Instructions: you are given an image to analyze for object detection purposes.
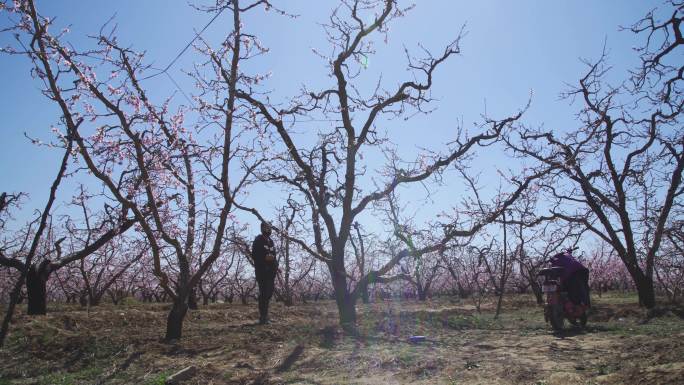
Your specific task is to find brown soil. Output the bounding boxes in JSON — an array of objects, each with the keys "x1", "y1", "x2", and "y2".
[{"x1": 0, "y1": 294, "x2": 682, "y2": 384}]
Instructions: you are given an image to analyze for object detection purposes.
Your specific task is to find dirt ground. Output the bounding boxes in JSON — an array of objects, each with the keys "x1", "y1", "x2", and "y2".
[{"x1": 1, "y1": 293, "x2": 683, "y2": 385}]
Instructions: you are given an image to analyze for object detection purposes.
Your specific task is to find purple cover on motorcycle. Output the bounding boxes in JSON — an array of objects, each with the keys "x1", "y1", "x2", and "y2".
[{"x1": 550, "y1": 252, "x2": 585, "y2": 281}]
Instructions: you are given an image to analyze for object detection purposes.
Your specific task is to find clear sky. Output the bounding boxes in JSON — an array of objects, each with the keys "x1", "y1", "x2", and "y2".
[{"x1": 0, "y1": 1, "x2": 661, "y2": 237}]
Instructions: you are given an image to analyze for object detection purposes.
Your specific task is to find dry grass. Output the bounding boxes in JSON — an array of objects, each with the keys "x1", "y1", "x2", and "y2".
[{"x1": 0, "y1": 293, "x2": 683, "y2": 384}]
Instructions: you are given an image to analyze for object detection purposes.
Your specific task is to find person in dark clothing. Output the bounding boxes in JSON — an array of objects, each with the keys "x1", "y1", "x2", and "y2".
[
  {"x1": 251, "y1": 221, "x2": 278, "y2": 324},
  {"x1": 550, "y1": 250, "x2": 590, "y2": 307}
]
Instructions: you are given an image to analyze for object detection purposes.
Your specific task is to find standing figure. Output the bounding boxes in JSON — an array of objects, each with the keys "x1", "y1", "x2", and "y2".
[{"x1": 251, "y1": 221, "x2": 278, "y2": 324}]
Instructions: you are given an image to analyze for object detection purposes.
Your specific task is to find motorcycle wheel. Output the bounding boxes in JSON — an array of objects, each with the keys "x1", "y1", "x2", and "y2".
[{"x1": 549, "y1": 303, "x2": 565, "y2": 331}]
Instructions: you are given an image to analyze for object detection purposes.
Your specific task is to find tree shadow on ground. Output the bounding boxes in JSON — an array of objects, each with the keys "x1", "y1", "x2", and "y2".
[{"x1": 275, "y1": 344, "x2": 304, "y2": 373}]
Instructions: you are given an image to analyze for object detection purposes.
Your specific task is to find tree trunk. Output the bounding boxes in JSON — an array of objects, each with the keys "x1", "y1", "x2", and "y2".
[
  {"x1": 530, "y1": 279, "x2": 543, "y2": 305},
  {"x1": 89, "y1": 295, "x2": 101, "y2": 307},
  {"x1": 361, "y1": 285, "x2": 370, "y2": 304},
  {"x1": 108, "y1": 290, "x2": 120, "y2": 305},
  {"x1": 417, "y1": 284, "x2": 427, "y2": 301},
  {"x1": 330, "y1": 266, "x2": 356, "y2": 331},
  {"x1": 26, "y1": 265, "x2": 48, "y2": 315},
  {"x1": 634, "y1": 274, "x2": 656, "y2": 308},
  {"x1": 188, "y1": 289, "x2": 198, "y2": 310},
  {"x1": 165, "y1": 298, "x2": 188, "y2": 341},
  {"x1": 0, "y1": 277, "x2": 25, "y2": 347},
  {"x1": 337, "y1": 295, "x2": 357, "y2": 330},
  {"x1": 494, "y1": 217, "x2": 508, "y2": 320},
  {"x1": 457, "y1": 282, "x2": 469, "y2": 298},
  {"x1": 623, "y1": 261, "x2": 656, "y2": 308},
  {"x1": 494, "y1": 290, "x2": 504, "y2": 318},
  {"x1": 283, "y1": 289, "x2": 294, "y2": 307}
]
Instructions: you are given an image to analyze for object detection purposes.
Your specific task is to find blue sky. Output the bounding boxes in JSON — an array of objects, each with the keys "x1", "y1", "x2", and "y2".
[{"x1": 0, "y1": 1, "x2": 660, "y2": 237}]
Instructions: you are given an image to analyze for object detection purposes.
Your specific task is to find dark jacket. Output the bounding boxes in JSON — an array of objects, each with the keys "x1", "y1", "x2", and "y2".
[{"x1": 252, "y1": 234, "x2": 277, "y2": 277}]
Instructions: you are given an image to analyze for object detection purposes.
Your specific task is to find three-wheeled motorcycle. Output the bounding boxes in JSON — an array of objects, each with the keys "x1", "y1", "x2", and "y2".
[{"x1": 537, "y1": 265, "x2": 589, "y2": 331}]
